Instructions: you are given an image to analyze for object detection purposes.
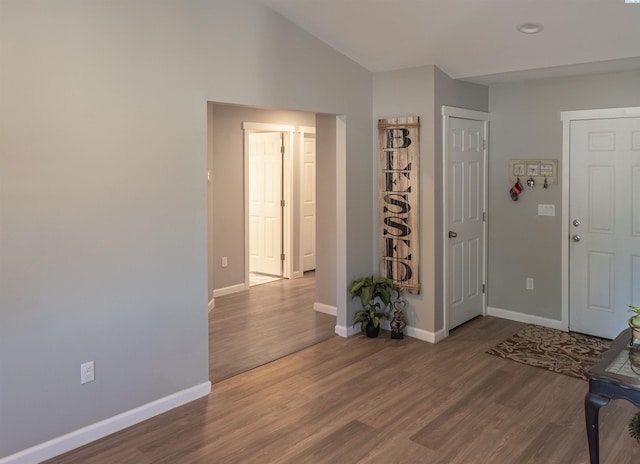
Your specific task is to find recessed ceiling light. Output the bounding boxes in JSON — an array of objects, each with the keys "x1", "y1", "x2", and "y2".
[
  {"x1": 517, "y1": 23, "x2": 544, "y2": 34},
  {"x1": 625, "y1": 0, "x2": 640, "y2": 4}
]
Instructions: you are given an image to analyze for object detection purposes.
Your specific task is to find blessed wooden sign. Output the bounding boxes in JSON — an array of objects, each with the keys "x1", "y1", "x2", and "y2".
[{"x1": 378, "y1": 116, "x2": 420, "y2": 294}]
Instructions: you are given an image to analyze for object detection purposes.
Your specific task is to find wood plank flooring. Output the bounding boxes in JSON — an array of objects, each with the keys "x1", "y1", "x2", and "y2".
[
  {"x1": 209, "y1": 271, "x2": 336, "y2": 383},
  {"x1": 45, "y1": 316, "x2": 640, "y2": 463}
]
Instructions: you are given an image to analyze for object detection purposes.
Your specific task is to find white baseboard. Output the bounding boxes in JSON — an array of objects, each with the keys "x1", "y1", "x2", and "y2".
[
  {"x1": 212, "y1": 283, "x2": 248, "y2": 298},
  {"x1": 0, "y1": 382, "x2": 211, "y2": 464},
  {"x1": 336, "y1": 321, "x2": 444, "y2": 343},
  {"x1": 334, "y1": 324, "x2": 360, "y2": 337},
  {"x1": 313, "y1": 302, "x2": 337, "y2": 316},
  {"x1": 405, "y1": 325, "x2": 447, "y2": 343},
  {"x1": 487, "y1": 306, "x2": 568, "y2": 331},
  {"x1": 208, "y1": 298, "x2": 215, "y2": 312}
]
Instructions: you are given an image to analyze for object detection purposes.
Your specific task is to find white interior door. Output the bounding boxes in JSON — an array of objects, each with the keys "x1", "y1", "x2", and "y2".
[
  {"x1": 446, "y1": 116, "x2": 486, "y2": 330},
  {"x1": 302, "y1": 133, "x2": 316, "y2": 272},
  {"x1": 249, "y1": 131, "x2": 283, "y2": 276},
  {"x1": 569, "y1": 117, "x2": 640, "y2": 339}
]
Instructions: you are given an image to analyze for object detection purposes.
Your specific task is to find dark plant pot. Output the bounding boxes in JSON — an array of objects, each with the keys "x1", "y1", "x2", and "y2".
[{"x1": 365, "y1": 324, "x2": 380, "y2": 338}]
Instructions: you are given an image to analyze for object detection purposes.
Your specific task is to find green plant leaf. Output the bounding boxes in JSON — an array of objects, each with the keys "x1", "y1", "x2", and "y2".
[{"x1": 629, "y1": 411, "x2": 640, "y2": 444}]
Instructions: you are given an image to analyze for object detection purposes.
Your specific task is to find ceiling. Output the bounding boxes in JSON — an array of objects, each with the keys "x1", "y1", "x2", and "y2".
[{"x1": 259, "y1": 0, "x2": 640, "y2": 84}]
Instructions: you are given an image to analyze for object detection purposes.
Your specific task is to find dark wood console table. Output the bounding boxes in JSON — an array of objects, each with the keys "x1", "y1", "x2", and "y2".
[{"x1": 585, "y1": 328, "x2": 640, "y2": 464}]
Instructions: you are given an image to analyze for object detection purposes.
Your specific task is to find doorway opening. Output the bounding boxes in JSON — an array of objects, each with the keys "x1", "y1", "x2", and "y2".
[
  {"x1": 441, "y1": 106, "x2": 490, "y2": 337},
  {"x1": 561, "y1": 107, "x2": 640, "y2": 339},
  {"x1": 207, "y1": 103, "x2": 343, "y2": 382}
]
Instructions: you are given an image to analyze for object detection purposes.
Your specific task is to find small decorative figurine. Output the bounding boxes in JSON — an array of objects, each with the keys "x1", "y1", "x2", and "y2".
[{"x1": 390, "y1": 297, "x2": 407, "y2": 339}]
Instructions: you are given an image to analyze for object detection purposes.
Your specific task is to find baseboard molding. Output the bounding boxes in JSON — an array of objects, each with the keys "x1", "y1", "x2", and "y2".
[
  {"x1": 313, "y1": 302, "x2": 337, "y2": 316},
  {"x1": 405, "y1": 325, "x2": 447, "y2": 343},
  {"x1": 487, "y1": 306, "x2": 567, "y2": 331},
  {"x1": 381, "y1": 320, "x2": 445, "y2": 343},
  {"x1": 208, "y1": 298, "x2": 215, "y2": 312},
  {"x1": 0, "y1": 382, "x2": 211, "y2": 464},
  {"x1": 212, "y1": 283, "x2": 248, "y2": 298},
  {"x1": 334, "y1": 324, "x2": 360, "y2": 337},
  {"x1": 337, "y1": 321, "x2": 444, "y2": 343}
]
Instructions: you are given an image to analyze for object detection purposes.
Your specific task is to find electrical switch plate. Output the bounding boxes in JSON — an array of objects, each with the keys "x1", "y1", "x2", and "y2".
[
  {"x1": 538, "y1": 204, "x2": 555, "y2": 217},
  {"x1": 81, "y1": 361, "x2": 95, "y2": 384},
  {"x1": 221, "y1": 257, "x2": 228, "y2": 268},
  {"x1": 526, "y1": 278, "x2": 534, "y2": 290}
]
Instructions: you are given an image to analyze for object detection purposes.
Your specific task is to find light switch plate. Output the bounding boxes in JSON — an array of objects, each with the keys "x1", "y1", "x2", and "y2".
[{"x1": 538, "y1": 204, "x2": 555, "y2": 217}]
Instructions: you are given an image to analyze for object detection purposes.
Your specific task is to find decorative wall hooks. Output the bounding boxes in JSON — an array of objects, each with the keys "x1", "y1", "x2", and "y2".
[{"x1": 509, "y1": 159, "x2": 558, "y2": 186}]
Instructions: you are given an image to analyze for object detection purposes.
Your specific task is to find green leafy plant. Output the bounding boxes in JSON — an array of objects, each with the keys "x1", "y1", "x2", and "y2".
[
  {"x1": 628, "y1": 305, "x2": 640, "y2": 327},
  {"x1": 629, "y1": 412, "x2": 640, "y2": 445},
  {"x1": 349, "y1": 276, "x2": 400, "y2": 331}
]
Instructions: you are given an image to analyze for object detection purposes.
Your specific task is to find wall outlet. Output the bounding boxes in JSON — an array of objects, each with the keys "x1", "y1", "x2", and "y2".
[
  {"x1": 221, "y1": 257, "x2": 228, "y2": 268},
  {"x1": 526, "y1": 278, "x2": 534, "y2": 290},
  {"x1": 81, "y1": 361, "x2": 95, "y2": 384}
]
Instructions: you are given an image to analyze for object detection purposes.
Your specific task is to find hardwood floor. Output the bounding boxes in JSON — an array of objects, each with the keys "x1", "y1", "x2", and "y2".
[
  {"x1": 45, "y1": 316, "x2": 640, "y2": 463},
  {"x1": 210, "y1": 271, "x2": 336, "y2": 383}
]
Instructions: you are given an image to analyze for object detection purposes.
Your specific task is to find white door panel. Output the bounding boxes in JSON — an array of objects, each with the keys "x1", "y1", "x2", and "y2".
[
  {"x1": 570, "y1": 117, "x2": 640, "y2": 338},
  {"x1": 249, "y1": 132, "x2": 283, "y2": 276},
  {"x1": 447, "y1": 117, "x2": 486, "y2": 330},
  {"x1": 302, "y1": 134, "x2": 316, "y2": 272}
]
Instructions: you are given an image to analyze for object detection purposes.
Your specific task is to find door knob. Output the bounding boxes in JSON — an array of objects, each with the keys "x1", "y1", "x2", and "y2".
[
  {"x1": 448, "y1": 231, "x2": 457, "y2": 238},
  {"x1": 572, "y1": 235, "x2": 581, "y2": 242},
  {"x1": 573, "y1": 219, "x2": 581, "y2": 227}
]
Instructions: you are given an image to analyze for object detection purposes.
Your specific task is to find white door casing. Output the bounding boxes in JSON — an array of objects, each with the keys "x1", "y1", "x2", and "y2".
[
  {"x1": 567, "y1": 115, "x2": 640, "y2": 339},
  {"x1": 248, "y1": 131, "x2": 284, "y2": 276},
  {"x1": 301, "y1": 131, "x2": 316, "y2": 272},
  {"x1": 442, "y1": 107, "x2": 489, "y2": 333}
]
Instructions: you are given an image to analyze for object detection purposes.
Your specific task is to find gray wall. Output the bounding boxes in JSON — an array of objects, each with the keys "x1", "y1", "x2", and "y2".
[
  {"x1": 372, "y1": 66, "x2": 488, "y2": 333},
  {"x1": 0, "y1": 0, "x2": 372, "y2": 458},
  {"x1": 208, "y1": 104, "x2": 314, "y2": 294},
  {"x1": 315, "y1": 114, "x2": 338, "y2": 311},
  {"x1": 373, "y1": 66, "x2": 436, "y2": 332},
  {"x1": 488, "y1": 69, "x2": 640, "y2": 320}
]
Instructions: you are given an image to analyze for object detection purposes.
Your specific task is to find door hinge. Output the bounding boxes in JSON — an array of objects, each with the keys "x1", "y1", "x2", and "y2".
[
  {"x1": 482, "y1": 284, "x2": 486, "y2": 294},
  {"x1": 483, "y1": 211, "x2": 486, "y2": 222},
  {"x1": 483, "y1": 139, "x2": 487, "y2": 150},
  {"x1": 281, "y1": 145, "x2": 285, "y2": 154},
  {"x1": 281, "y1": 200, "x2": 285, "y2": 207},
  {"x1": 281, "y1": 253, "x2": 285, "y2": 261}
]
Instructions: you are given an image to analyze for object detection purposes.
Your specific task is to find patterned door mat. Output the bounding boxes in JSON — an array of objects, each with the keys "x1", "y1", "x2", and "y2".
[{"x1": 486, "y1": 324, "x2": 611, "y2": 380}]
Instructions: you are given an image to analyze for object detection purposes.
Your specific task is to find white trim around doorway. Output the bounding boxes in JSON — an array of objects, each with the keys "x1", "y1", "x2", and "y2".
[
  {"x1": 441, "y1": 106, "x2": 490, "y2": 339},
  {"x1": 560, "y1": 106, "x2": 640, "y2": 334}
]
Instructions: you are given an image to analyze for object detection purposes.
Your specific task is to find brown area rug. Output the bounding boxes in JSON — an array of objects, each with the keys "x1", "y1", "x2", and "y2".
[{"x1": 486, "y1": 324, "x2": 611, "y2": 380}]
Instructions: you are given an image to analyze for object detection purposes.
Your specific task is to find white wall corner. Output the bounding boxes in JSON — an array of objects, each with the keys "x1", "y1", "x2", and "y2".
[
  {"x1": 0, "y1": 382, "x2": 211, "y2": 464},
  {"x1": 487, "y1": 306, "x2": 568, "y2": 331},
  {"x1": 313, "y1": 302, "x2": 337, "y2": 316}
]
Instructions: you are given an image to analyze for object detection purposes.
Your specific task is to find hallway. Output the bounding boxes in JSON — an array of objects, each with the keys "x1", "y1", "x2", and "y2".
[{"x1": 209, "y1": 272, "x2": 336, "y2": 382}]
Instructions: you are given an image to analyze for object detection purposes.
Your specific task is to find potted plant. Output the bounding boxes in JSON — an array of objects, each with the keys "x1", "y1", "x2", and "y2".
[
  {"x1": 630, "y1": 412, "x2": 640, "y2": 445},
  {"x1": 628, "y1": 305, "x2": 640, "y2": 344},
  {"x1": 349, "y1": 276, "x2": 399, "y2": 338}
]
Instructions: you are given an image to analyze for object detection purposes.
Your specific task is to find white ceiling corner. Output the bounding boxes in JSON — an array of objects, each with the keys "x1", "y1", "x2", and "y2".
[{"x1": 259, "y1": 0, "x2": 640, "y2": 84}]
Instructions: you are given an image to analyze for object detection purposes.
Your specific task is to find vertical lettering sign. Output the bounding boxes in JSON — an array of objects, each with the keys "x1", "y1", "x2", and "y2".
[{"x1": 378, "y1": 116, "x2": 420, "y2": 294}]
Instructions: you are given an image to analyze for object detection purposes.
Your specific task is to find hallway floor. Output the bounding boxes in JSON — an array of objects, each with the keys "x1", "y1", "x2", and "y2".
[{"x1": 209, "y1": 271, "x2": 336, "y2": 383}]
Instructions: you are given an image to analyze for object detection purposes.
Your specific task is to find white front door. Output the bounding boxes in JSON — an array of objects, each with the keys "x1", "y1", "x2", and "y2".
[
  {"x1": 302, "y1": 133, "x2": 316, "y2": 272},
  {"x1": 446, "y1": 116, "x2": 486, "y2": 330},
  {"x1": 249, "y1": 131, "x2": 283, "y2": 276},
  {"x1": 569, "y1": 117, "x2": 640, "y2": 338}
]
